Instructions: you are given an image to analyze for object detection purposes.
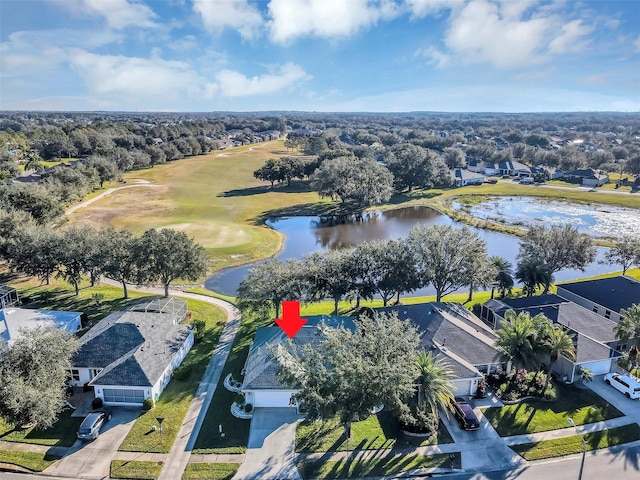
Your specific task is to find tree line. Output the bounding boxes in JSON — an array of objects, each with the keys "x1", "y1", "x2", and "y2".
[{"x1": 0, "y1": 213, "x2": 208, "y2": 297}]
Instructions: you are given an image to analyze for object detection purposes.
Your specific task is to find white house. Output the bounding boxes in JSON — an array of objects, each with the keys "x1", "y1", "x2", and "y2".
[
  {"x1": 556, "y1": 276, "x2": 640, "y2": 324},
  {"x1": 69, "y1": 297, "x2": 193, "y2": 406},
  {"x1": 451, "y1": 168, "x2": 486, "y2": 187},
  {"x1": 1, "y1": 307, "x2": 82, "y2": 344}
]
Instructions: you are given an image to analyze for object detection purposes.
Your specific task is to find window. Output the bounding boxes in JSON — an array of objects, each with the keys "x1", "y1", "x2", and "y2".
[
  {"x1": 69, "y1": 369, "x2": 80, "y2": 381},
  {"x1": 592, "y1": 306, "x2": 598, "y2": 313},
  {"x1": 102, "y1": 388, "x2": 145, "y2": 404},
  {"x1": 605, "y1": 310, "x2": 611, "y2": 319}
]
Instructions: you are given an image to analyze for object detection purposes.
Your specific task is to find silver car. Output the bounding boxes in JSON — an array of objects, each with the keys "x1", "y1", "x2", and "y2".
[{"x1": 77, "y1": 410, "x2": 112, "y2": 441}]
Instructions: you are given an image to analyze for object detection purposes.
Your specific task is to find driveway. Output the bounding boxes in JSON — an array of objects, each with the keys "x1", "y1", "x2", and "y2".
[
  {"x1": 587, "y1": 375, "x2": 640, "y2": 420},
  {"x1": 233, "y1": 407, "x2": 302, "y2": 480},
  {"x1": 440, "y1": 400, "x2": 522, "y2": 472},
  {"x1": 43, "y1": 408, "x2": 141, "y2": 479}
]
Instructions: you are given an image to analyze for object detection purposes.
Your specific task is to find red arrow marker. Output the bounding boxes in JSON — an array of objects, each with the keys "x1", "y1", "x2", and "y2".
[{"x1": 275, "y1": 301, "x2": 307, "y2": 339}]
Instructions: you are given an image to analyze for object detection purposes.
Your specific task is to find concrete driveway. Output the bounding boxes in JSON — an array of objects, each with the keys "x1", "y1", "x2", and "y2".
[
  {"x1": 43, "y1": 407, "x2": 141, "y2": 479},
  {"x1": 233, "y1": 407, "x2": 302, "y2": 480},
  {"x1": 440, "y1": 400, "x2": 522, "y2": 472},
  {"x1": 587, "y1": 375, "x2": 640, "y2": 420}
]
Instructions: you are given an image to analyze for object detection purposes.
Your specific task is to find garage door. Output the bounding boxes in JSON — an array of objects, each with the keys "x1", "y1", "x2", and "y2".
[
  {"x1": 580, "y1": 359, "x2": 612, "y2": 376},
  {"x1": 253, "y1": 391, "x2": 293, "y2": 408},
  {"x1": 103, "y1": 388, "x2": 145, "y2": 404}
]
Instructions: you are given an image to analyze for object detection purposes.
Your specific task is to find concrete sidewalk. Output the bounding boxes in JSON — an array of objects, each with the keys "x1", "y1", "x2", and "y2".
[{"x1": 504, "y1": 416, "x2": 640, "y2": 446}]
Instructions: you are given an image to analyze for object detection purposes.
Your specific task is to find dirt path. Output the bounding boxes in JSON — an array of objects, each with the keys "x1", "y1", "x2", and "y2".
[{"x1": 64, "y1": 181, "x2": 162, "y2": 216}]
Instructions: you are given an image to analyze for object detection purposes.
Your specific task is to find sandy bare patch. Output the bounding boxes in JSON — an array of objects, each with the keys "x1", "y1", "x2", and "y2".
[{"x1": 162, "y1": 222, "x2": 252, "y2": 248}]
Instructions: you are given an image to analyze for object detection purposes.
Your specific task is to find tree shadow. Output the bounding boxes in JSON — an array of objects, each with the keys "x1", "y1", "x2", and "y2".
[{"x1": 219, "y1": 180, "x2": 314, "y2": 197}]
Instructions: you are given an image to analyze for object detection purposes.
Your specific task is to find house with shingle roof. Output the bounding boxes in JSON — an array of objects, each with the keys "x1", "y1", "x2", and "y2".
[
  {"x1": 480, "y1": 294, "x2": 623, "y2": 382},
  {"x1": 451, "y1": 168, "x2": 486, "y2": 187},
  {"x1": 556, "y1": 276, "x2": 640, "y2": 323},
  {"x1": 69, "y1": 297, "x2": 193, "y2": 406}
]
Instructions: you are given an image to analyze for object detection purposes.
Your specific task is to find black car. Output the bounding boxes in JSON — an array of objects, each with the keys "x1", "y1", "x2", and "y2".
[{"x1": 452, "y1": 397, "x2": 480, "y2": 431}]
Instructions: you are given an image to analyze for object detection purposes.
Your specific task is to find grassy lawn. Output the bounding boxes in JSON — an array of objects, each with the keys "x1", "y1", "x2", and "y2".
[
  {"x1": 110, "y1": 460, "x2": 163, "y2": 480},
  {"x1": 0, "y1": 450, "x2": 59, "y2": 472},
  {"x1": 483, "y1": 383, "x2": 623, "y2": 437},
  {"x1": 0, "y1": 410, "x2": 81, "y2": 447},
  {"x1": 118, "y1": 299, "x2": 226, "y2": 453},
  {"x1": 296, "y1": 412, "x2": 453, "y2": 453},
  {"x1": 512, "y1": 424, "x2": 640, "y2": 461},
  {"x1": 192, "y1": 311, "x2": 273, "y2": 454},
  {"x1": 297, "y1": 452, "x2": 461, "y2": 479},
  {"x1": 182, "y1": 462, "x2": 240, "y2": 480}
]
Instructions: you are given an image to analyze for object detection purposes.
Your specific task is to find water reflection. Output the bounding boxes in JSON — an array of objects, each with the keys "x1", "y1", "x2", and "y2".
[{"x1": 204, "y1": 206, "x2": 613, "y2": 297}]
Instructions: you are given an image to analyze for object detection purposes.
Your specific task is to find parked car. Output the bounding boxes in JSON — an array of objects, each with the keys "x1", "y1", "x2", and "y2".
[
  {"x1": 604, "y1": 373, "x2": 640, "y2": 399},
  {"x1": 77, "y1": 409, "x2": 112, "y2": 441},
  {"x1": 452, "y1": 397, "x2": 480, "y2": 431}
]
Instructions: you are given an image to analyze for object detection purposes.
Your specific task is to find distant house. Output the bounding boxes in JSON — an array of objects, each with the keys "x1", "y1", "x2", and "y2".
[
  {"x1": 498, "y1": 160, "x2": 531, "y2": 177},
  {"x1": 451, "y1": 168, "x2": 486, "y2": 187},
  {"x1": 556, "y1": 276, "x2": 640, "y2": 324},
  {"x1": 564, "y1": 168, "x2": 609, "y2": 187},
  {"x1": 241, "y1": 316, "x2": 355, "y2": 410},
  {"x1": 531, "y1": 165, "x2": 565, "y2": 180},
  {"x1": 378, "y1": 303, "x2": 503, "y2": 396},
  {"x1": 0, "y1": 285, "x2": 19, "y2": 309},
  {"x1": 69, "y1": 297, "x2": 192, "y2": 406},
  {"x1": 1, "y1": 307, "x2": 82, "y2": 345},
  {"x1": 480, "y1": 295, "x2": 621, "y2": 381},
  {"x1": 467, "y1": 159, "x2": 499, "y2": 175}
]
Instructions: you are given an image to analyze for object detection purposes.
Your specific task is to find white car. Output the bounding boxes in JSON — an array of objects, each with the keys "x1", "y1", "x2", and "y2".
[{"x1": 603, "y1": 373, "x2": 640, "y2": 399}]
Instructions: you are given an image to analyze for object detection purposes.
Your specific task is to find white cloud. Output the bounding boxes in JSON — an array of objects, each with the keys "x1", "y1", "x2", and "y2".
[
  {"x1": 268, "y1": 0, "x2": 399, "y2": 43},
  {"x1": 548, "y1": 20, "x2": 593, "y2": 54},
  {"x1": 68, "y1": 51, "x2": 203, "y2": 98},
  {"x1": 407, "y1": 0, "x2": 463, "y2": 18},
  {"x1": 635, "y1": 36, "x2": 640, "y2": 52},
  {"x1": 192, "y1": 0, "x2": 263, "y2": 39},
  {"x1": 443, "y1": 0, "x2": 550, "y2": 69},
  {"x1": 49, "y1": 0, "x2": 157, "y2": 29},
  {"x1": 213, "y1": 63, "x2": 311, "y2": 97},
  {"x1": 415, "y1": 46, "x2": 450, "y2": 67}
]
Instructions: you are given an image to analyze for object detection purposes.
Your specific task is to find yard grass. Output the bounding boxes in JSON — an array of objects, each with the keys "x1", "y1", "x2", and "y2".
[
  {"x1": 512, "y1": 424, "x2": 640, "y2": 461},
  {"x1": 483, "y1": 383, "x2": 623, "y2": 437},
  {"x1": 118, "y1": 299, "x2": 227, "y2": 453},
  {"x1": 182, "y1": 462, "x2": 240, "y2": 480},
  {"x1": 0, "y1": 450, "x2": 59, "y2": 472},
  {"x1": 110, "y1": 460, "x2": 163, "y2": 480},
  {"x1": 297, "y1": 452, "x2": 461, "y2": 479},
  {"x1": 191, "y1": 311, "x2": 273, "y2": 454},
  {"x1": 0, "y1": 410, "x2": 82, "y2": 447},
  {"x1": 296, "y1": 412, "x2": 453, "y2": 453}
]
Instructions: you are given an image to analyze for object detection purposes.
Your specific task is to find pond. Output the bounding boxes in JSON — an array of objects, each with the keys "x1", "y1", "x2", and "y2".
[
  {"x1": 204, "y1": 205, "x2": 612, "y2": 297},
  {"x1": 452, "y1": 196, "x2": 640, "y2": 239}
]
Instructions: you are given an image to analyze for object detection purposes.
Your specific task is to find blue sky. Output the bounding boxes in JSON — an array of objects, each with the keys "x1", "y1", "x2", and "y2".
[{"x1": 1, "y1": 0, "x2": 639, "y2": 112}]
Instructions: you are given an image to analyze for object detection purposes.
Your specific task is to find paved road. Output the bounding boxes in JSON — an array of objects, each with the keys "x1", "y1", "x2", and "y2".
[
  {"x1": 42, "y1": 408, "x2": 140, "y2": 479},
  {"x1": 64, "y1": 180, "x2": 161, "y2": 216}
]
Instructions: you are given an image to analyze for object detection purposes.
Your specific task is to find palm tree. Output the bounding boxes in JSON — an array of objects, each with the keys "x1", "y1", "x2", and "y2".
[
  {"x1": 23, "y1": 150, "x2": 44, "y2": 172},
  {"x1": 415, "y1": 351, "x2": 456, "y2": 416},
  {"x1": 494, "y1": 310, "x2": 543, "y2": 374},
  {"x1": 490, "y1": 256, "x2": 514, "y2": 299},
  {"x1": 543, "y1": 325, "x2": 576, "y2": 390},
  {"x1": 515, "y1": 257, "x2": 554, "y2": 296},
  {"x1": 614, "y1": 304, "x2": 640, "y2": 369}
]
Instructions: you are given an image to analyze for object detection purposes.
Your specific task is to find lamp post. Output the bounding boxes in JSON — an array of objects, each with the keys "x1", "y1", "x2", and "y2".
[{"x1": 567, "y1": 418, "x2": 587, "y2": 480}]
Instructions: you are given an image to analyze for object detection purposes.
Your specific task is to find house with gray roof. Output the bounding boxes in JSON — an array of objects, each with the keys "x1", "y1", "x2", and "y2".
[
  {"x1": 377, "y1": 303, "x2": 502, "y2": 396},
  {"x1": 556, "y1": 276, "x2": 640, "y2": 323},
  {"x1": 69, "y1": 297, "x2": 193, "y2": 406},
  {"x1": 451, "y1": 168, "x2": 486, "y2": 187},
  {"x1": 241, "y1": 315, "x2": 355, "y2": 410},
  {"x1": 480, "y1": 294, "x2": 623, "y2": 381}
]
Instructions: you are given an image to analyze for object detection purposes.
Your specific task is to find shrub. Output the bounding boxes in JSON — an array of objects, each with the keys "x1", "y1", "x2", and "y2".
[
  {"x1": 92, "y1": 397, "x2": 103, "y2": 409},
  {"x1": 142, "y1": 398, "x2": 155, "y2": 411},
  {"x1": 173, "y1": 363, "x2": 192, "y2": 381},
  {"x1": 191, "y1": 318, "x2": 206, "y2": 342},
  {"x1": 234, "y1": 394, "x2": 245, "y2": 405},
  {"x1": 244, "y1": 403, "x2": 253, "y2": 413}
]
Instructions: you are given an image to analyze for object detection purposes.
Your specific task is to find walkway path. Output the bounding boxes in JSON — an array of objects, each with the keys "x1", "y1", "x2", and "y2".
[{"x1": 64, "y1": 180, "x2": 161, "y2": 215}]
